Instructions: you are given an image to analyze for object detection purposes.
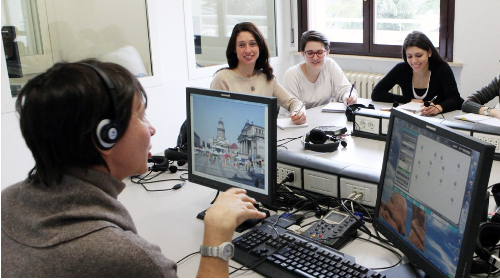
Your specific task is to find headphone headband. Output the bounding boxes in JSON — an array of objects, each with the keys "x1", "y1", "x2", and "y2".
[
  {"x1": 301, "y1": 129, "x2": 341, "y2": 153},
  {"x1": 78, "y1": 63, "x2": 120, "y2": 150}
]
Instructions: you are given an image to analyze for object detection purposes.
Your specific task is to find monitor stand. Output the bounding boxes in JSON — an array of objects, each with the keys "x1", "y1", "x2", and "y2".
[
  {"x1": 196, "y1": 190, "x2": 264, "y2": 233},
  {"x1": 382, "y1": 263, "x2": 426, "y2": 278}
]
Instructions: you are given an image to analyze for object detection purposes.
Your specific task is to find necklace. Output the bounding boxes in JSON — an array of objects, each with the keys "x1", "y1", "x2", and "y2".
[
  {"x1": 413, "y1": 70, "x2": 430, "y2": 88},
  {"x1": 235, "y1": 69, "x2": 256, "y2": 91},
  {"x1": 412, "y1": 71, "x2": 431, "y2": 99}
]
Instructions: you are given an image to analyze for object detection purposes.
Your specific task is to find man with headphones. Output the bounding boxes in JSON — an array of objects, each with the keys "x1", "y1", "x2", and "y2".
[{"x1": 1, "y1": 60, "x2": 266, "y2": 277}]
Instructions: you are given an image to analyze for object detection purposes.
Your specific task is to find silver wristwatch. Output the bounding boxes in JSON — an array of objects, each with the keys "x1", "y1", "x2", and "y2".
[
  {"x1": 199, "y1": 242, "x2": 234, "y2": 261},
  {"x1": 483, "y1": 107, "x2": 491, "y2": 116}
]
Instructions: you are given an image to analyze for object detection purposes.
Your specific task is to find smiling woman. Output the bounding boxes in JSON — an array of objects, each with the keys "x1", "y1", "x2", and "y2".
[{"x1": 2, "y1": 0, "x2": 156, "y2": 112}]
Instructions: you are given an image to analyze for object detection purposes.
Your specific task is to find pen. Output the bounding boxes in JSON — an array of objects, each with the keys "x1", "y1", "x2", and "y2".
[
  {"x1": 293, "y1": 102, "x2": 305, "y2": 116},
  {"x1": 348, "y1": 84, "x2": 355, "y2": 98},
  {"x1": 429, "y1": 96, "x2": 437, "y2": 104}
]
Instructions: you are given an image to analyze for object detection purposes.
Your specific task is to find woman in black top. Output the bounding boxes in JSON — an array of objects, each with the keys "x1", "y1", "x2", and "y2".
[{"x1": 371, "y1": 31, "x2": 463, "y2": 116}]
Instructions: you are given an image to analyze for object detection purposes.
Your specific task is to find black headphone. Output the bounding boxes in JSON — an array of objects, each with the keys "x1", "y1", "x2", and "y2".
[
  {"x1": 150, "y1": 158, "x2": 180, "y2": 173},
  {"x1": 345, "y1": 103, "x2": 375, "y2": 122},
  {"x1": 150, "y1": 148, "x2": 188, "y2": 173},
  {"x1": 471, "y1": 222, "x2": 500, "y2": 274},
  {"x1": 301, "y1": 128, "x2": 346, "y2": 152},
  {"x1": 470, "y1": 183, "x2": 500, "y2": 274},
  {"x1": 79, "y1": 63, "x2": 120, "y2": 150}
]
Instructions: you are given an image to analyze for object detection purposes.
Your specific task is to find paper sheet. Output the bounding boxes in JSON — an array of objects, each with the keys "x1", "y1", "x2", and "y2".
[{"x1": 277, "y1": 118, "x2": 309, "y2": 130}]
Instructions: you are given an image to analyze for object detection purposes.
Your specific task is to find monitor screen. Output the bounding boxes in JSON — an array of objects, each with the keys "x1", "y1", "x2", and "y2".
[
  {"x1": 2, "y1": 26, "x2": 23, "y2": 78},
  {"x1": 186, "y1": 87, "x2": 277, "y2": 206},
  {"x1": 374, "y1": 109, "x2": 495, "y2": 278}
]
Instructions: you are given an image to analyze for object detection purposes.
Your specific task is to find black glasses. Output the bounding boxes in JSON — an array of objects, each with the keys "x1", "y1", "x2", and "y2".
[{"x1": 304, "y1": 50, "x2": 327, "y2": 58}]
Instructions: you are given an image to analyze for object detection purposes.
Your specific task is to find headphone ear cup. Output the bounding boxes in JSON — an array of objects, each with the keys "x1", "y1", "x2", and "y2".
[
  {"x1": 341, "y1": 140, "x2": 347, "y2": 148},
  {"x1": 151, "y1": 158, "x2": 169, "y2": 172},
  {"x1": 308, "y1": 129, "x2": 328, "y2": 144},
  {"x1": 473, "y1": 222, "x2": 500, "y2": 273},
  {"x1": 96, "y1": 119, "x2": 118, "y2": 150},
  {"x1": 169, "y1": 165, "x2": 178, "y2": 173}
]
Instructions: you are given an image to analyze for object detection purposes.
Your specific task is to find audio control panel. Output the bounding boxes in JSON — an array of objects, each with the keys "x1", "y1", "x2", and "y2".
[{"x1": 301, "y1": 210, "x2": 361, "y2": 250}]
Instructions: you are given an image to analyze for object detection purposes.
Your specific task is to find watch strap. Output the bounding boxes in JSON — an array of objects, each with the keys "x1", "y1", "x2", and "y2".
[
  {"x1": 484, "y1": 107, "x2": 490, "y2": 116},
  {"x1": 199, "y1": 242, "x2": 234, "y2": 261}
]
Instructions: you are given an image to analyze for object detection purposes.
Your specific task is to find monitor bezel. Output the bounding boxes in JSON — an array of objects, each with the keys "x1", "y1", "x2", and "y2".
[
  {"x1": 373, "y1": 108, "x2": 495, "y2": 278},
  {"x1": 186, "y1": 86, "x2": 278, "y2": 207}
]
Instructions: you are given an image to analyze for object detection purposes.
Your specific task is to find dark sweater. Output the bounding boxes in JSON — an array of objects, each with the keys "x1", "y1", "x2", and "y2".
[
  {"x1": 372, "y1": 62, "x2": 463, "y2": 113},
  {"x1": 1, "y1": 168, "x2": 178, "y2": 277},
  {"x1": 462, "y1": 75, "x2": 500, "y2": 114}
]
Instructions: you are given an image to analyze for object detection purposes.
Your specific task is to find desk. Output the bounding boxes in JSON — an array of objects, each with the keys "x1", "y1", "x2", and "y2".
[{"x1": 118, "y1": 100, "x2": 500, "y2": 277}]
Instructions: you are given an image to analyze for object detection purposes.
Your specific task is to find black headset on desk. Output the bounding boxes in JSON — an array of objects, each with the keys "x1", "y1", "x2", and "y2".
[
  {"x1": 345, "y1": 103, "x2": 375, "y2": 122},
  {"x1": 301, "y1": 128, "x2": 347, "y2": 153},
  {"x1": 470, "y1": 183, "x2": 500, "y2": 274}
]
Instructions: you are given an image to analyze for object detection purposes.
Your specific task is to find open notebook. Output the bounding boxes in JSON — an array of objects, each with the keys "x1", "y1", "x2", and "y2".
[
  {"x1": 322, "y1": 102, "x2": 347, "y2": 113},
  {"x1": 399, "y1": 101, "x2": 424, "y2": 113},
  {"x1": 277, "y1": 118, "x2": 308, "y2": 130}
]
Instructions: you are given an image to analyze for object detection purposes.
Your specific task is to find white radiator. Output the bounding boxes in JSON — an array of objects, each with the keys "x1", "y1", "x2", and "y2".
[{"x1": 344, "y1": 71, "x2": 402, "y2": 99}]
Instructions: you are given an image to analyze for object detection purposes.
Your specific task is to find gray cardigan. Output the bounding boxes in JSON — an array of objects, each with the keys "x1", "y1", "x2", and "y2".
[
  {"x1": 1, "y1": 168, "x2": 178, "y2": 277},
  {"x1": 462, "y1": 75, "x2": 500, "y2": 114}
]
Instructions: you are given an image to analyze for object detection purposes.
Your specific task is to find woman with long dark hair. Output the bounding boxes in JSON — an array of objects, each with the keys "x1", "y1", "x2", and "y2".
[
  {"x1": 371, "y1": 31, "x2": 463, "y2": 115},
  {"x1": 211, "y1": 22, "x2": 306, "y2": 124}
]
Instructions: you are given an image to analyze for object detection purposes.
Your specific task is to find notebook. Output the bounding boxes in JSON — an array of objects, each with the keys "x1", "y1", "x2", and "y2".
[
  {"x1": 322, "y1": 102, "x2": 347, "y2": 113},
  {"x1": 454, "y1": 113, "x2": 500, "y2": 127},
  {"x1": 454, "y1": 113, "x2": 491, "y2": 123},
  {"x1": 277, "y1": 118, "x2": 309, "y2": 130},
  {"x1": 399, "y1": 101, "x2": 424, "y2": 113}
]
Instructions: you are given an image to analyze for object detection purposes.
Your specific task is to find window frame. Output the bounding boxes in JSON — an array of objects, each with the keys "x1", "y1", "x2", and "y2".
[
  {"x1": 2, "y1": 0, "x2": 162, "y2": 114},
  {"x1": 184, "y1": 0, "x2": 281, "y2": 80},
  {"x1": 297, "y1": 0, "x2": 455, "y2": 61}
]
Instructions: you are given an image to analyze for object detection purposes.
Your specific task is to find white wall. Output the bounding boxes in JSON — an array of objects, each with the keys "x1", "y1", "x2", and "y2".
[{"x1": 2, "y1": 0, "x2": 499, "y2": 188}]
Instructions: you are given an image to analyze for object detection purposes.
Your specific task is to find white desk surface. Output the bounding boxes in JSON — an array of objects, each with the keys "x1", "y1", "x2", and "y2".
[{"x1": 118, "y1": 100, "x2": 500, "y2": 278}]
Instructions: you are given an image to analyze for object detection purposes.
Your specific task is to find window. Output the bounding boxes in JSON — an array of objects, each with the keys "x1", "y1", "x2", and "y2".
[
  {"x1": 186, "y1": 0, "x2": 277, "y2": 79},
  {"x1": 2, "y1": 0, "x2": 161, "y2": 113},
  {"x1": 298, "y1": 0, "x2": 455, "y2": 61}
]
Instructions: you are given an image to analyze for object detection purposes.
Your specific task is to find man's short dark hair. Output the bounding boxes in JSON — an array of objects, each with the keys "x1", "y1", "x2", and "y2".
[{"x1": 16, "y1": 59, "x2": 147, "y2": 186}]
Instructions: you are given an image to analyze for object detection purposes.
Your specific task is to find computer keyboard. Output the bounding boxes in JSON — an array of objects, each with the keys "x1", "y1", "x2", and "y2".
[{"x1": 232, "y1": 223, "x2": 386, "y2": 278}]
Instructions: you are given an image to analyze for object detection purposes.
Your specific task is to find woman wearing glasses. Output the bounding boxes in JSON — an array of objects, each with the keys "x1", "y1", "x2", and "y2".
[
  {"x1": 279, "y1": 30, "x2": 357, "y2": 115},
  {"x1": 211, "y1": 22, "x2": 306, "y2": 124}
]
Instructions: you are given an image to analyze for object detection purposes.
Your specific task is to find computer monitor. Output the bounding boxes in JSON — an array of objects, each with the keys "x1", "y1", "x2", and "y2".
[
  {"x1": 374, "y1": 109, "x2": 495, "y2": 278},
  {"x1": 2, "y1": 26, "x2": 23, "y2": 78},
  {"x1": 186, "y1": 87, "x2": 277, "y2": 206}
]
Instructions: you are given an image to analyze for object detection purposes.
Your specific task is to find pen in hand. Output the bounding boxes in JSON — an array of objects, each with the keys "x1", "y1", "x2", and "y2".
[
  {"x1": 348, "y1": 84, "x2": 355, "y2": 98},
  {"x1": 290, "y1": 103, "x2": 305, "y2": 124},
  {"x1": 429, "y1": 96, "x2": 437, "y2": 104},
  {"x1": 293, "y1": 102, "x2": 305, "y2": 116}
]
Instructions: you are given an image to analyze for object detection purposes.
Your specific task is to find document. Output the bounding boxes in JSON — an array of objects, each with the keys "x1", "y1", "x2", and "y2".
[
  {"x1": 277, "y1": 118, "x2": 309, "y2": 130},
  {"x1": 322, "y1": 102, "x2": 347, "y2": 113},
  {"x1": 454, "y1": 113, "x2": 491, "y2": 123},
  {"x1": 477, "y1": 117, "x2": 500, "y2": 128},
  {"x1": 399, "y1": 102, "x2": 424, "y2": 113}
]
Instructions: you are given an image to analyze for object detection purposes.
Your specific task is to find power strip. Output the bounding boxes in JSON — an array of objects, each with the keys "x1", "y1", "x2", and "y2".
[
  {"x1": 473, "y1": 132, "x2": 500, "y2": 154},
  {"x1": 339, "y1": 178, "x2": 378, "y2": 207},
  {"x1": 277, "y1": 162, "x2": 302, "y2": 189}
]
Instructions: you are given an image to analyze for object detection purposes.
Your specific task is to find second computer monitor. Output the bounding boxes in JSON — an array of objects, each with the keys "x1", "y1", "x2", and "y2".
[
  {"x1": 374, "y1": 109, "x2": 495, "y2": 277},
  {"x1": 186, "y1": 87, "x2": 277, "y2": 206}
]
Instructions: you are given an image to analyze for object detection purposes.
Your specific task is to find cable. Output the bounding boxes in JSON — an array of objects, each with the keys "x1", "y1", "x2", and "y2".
[
  {"x1": 176, "y1": 251, "x2": 199, "y2": 265},
  {"x1": 426, "y1": 104, "x2": 445, "y2": 119},
  {"x1": 130, "y1": 172, "x2": 186, "y2": 192},
  {"x1": 277, "y1": 135, "x2": 302, "y2": 149}
]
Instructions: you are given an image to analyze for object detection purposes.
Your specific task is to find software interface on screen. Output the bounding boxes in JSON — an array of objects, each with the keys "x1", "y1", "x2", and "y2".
[
  {"x1": 378, "y1": 116, "x2": 482, "y2": 277},
  {"x1": 189, "y1": 93, "x2": 271, "y2": 196}
]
